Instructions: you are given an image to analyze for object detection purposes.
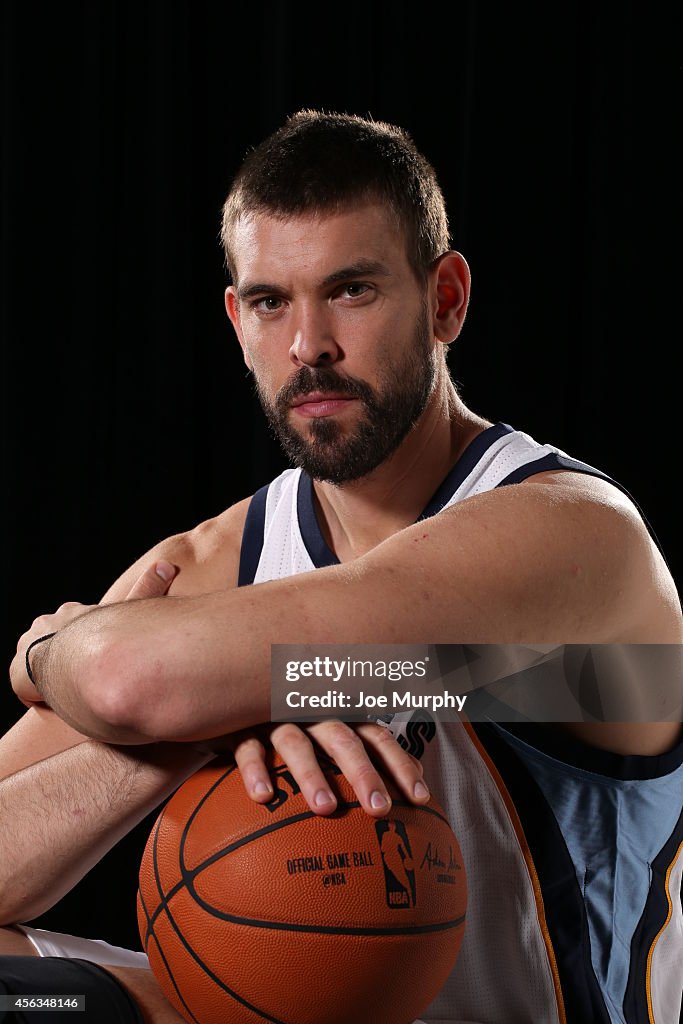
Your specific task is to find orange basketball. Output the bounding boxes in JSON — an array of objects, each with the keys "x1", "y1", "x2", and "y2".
[{"x1": 138, "y1": 752, "x2": 466, "y2": 1024}]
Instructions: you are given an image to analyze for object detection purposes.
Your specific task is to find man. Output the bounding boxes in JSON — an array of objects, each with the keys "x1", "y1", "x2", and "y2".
[{"x1": 2, "y1": 111, "x2": 681, "y2": 1024}]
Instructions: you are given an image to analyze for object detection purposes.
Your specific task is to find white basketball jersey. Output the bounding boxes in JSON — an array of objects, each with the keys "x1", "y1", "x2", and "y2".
[{"x1": 238, "y1": 423, "x2": 683, "y2": 1024}]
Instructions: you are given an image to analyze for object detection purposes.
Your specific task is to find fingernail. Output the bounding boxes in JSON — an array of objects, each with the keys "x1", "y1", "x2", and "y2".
[
  {"x1": 314, "y1": 789, "x2": 335, "y2": 807},
  {"x1": 253, "y1": 781, "x2": 272, "y2": 797},
  {"x1": 414, "y1": 781, "x2": 430, "y2": 800},
  {"x1": 370, "y1": 791, "x2": 390, "y2": 810},
  {"x1": 155, "y1": 560, "x2": 176, "y2": 582}
]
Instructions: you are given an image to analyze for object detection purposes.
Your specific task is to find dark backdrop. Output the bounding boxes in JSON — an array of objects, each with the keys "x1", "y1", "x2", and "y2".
[{"x1": 1, "y1": 1, "x2": 681, "y2": 948}]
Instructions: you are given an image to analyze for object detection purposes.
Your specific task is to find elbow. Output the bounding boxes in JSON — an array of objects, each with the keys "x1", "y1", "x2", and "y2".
[
  {"x1": 0, "y1": 879, "x2": 72, "y2": 927},
  {"x1": 0, "y1": 895, "x2": 51, "y2": 929},
  {"x1": 62, "y1": 612, "x2": 196, "y2": 742},
  {"x1": 76, "y1": 634, "x2": 163, "y2": 741},
  {"x1": 80, "y1": 629, "x2": 198, "y2": 742},
  {"x1": 0, "y1": 863, "x2": 55, "y2": 927}
]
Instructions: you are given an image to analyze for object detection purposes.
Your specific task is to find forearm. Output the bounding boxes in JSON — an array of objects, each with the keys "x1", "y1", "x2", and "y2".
[
  {"x1": 29, "y1": 490, "x2": 679, "y2": 746},
  {"x1": 31, "y1": 591, "x2": 277, "y2": 743},
  {"x1": 24, "y1": 555, "x2": 544, "y2": 744},
  {"x1": 0, "y1": 739, "x2": 212, "y2": 925},
  {"x1": 22, "y1": 563, "x2": 540, "y2": 743},
  {"x1": 31, "y1": 570, "x2": 364, "y2": 742}
]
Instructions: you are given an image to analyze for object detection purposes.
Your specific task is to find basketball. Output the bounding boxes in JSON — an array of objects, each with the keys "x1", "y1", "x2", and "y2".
[{"x1": 138, "y1": 752, "x2": 467, "y2": 1024}]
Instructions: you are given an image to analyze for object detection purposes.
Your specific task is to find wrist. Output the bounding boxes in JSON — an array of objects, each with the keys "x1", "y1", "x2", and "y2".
[
  {"x1": 115, "y1": 740, "x2": 215, "y2": 779},
  {"x1": 25, "y1": 632, "x2": 57, "y2": 693}
]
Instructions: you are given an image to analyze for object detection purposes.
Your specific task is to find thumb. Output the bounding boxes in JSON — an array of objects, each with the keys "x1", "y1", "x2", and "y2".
[{"x1": 125, "y1": 560, "x2": 179, "y2": 601}]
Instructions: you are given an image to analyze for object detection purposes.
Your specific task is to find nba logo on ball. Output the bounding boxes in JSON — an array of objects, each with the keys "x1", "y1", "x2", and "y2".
[
  {"x1": 138, "y1": 755, "x2": 467, "y2": 1024},
  {"x1": 376, "y1": 820, "x2": 417, "y2": 908}
]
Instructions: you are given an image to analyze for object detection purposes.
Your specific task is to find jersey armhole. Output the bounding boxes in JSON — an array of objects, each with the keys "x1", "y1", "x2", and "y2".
[{"x1": 237, "y1": 484, "x2": 269, "y2": 587}]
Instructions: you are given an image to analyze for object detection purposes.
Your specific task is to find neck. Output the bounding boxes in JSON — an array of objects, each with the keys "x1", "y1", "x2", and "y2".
[{"x1": 311, "y1": 373, "x2": 491, "y2": 561}]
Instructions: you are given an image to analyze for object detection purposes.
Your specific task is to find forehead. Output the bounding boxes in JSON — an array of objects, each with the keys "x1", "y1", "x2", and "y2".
[{"x1": 230, "y1": 203, "x2": 412, "y2": 287}]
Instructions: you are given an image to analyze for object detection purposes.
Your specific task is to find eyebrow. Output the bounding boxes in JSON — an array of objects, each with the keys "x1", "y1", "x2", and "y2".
[
  {"x1": 321, "y1": 259, "x2": 391, "y2": 286},
  {"x1": 237, "y1": 259, "x2": 391, "y2": 301}
]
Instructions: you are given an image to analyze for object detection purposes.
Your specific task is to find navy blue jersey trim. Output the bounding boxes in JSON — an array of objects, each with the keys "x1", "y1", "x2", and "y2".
[
  {"x1": 473, "y1": 721, "x2": 613, "y2": 1024},
  {"x1": 295, "y1": 425, "x2": 667, "y2": 574},
  {"x1": 298, "y1": 474, "x2": 340, "y2": 568},
  {"x1": 495, "y1": 722, "x2": 683, "y2": 780},
  {"x1": 623, "y1": 801, "x2": 683, "y2": 1024},
  {"x1": 496, "y1": 452, "x2": 666, "y2": 557},
  {"x1": 237, "y1": 484, "x2": 270, "y2": 587},
  {"x1": 496, "y1": 452, "x2": 611, "y2": 487},
  {"x1": 418, "y1": 421, "x2": 514, "y2": 520},
  {"x1": 297, "y1": 423, "x2": 515, "y2": 568}
]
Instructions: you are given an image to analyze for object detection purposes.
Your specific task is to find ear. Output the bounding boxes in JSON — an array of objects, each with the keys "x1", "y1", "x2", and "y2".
[
  {"x1": 224, "y1": 286, "x2": 253, "y2": 371},
  {"x1": 430, "y1": 252, "x2": 471, "y2": 346}
]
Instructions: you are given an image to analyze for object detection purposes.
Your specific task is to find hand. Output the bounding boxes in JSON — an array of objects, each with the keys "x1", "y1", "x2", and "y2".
[
  {"x1": 230, "y1": 720, "x2": 431, "y2": 818},
  {"x1": 10, "y1": 560, "x2": 179, "y2": 708}
]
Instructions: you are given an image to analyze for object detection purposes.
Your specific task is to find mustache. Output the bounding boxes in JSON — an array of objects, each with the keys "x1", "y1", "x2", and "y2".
[{"x1": 275, "y1": 367, "x2": 373, "y2": 408}]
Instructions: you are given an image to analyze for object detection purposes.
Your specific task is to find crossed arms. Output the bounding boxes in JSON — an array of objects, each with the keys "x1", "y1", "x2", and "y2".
[
  {"x1": 2, "y1": 469, "x2": 680, "y2": 928},
  {"x1": 17, "y1": 472, "x2": 682, "y2": 748}
]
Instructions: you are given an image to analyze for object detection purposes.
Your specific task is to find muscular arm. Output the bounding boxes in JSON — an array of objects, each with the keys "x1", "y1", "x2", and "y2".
[
  {"x1": 0, "y1": 502, "x2": 248, "y2": 925},
  {"x1": 0, "y1": 722, "x2": 210, "y2": 925},
  {"x1": 32, "y1": 475, "x2": 683, "y2": 749},
  {"x1": 1, "y1": 494, "x2": 425, "y2": 924}
]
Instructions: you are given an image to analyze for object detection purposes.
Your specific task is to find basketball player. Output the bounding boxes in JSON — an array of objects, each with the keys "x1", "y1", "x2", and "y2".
[{"x1": 2, "y1": 112, "x2": 682, "y2": 1023}]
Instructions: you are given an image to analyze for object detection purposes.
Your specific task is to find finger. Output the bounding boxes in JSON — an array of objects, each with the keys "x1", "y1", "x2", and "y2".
[
  {"x1": 125, "y1": 560, "x2": 178, "y2": 601},
  {"x1": 306, "y1": 721, "x2": 393, "y2": 818},
  {"x1": 233, "y1": 734, "x2": 274, "y2": 803},
  {"x1": 269, "y1": 724, "x2": 338, "y2": 816},
  {"x1": 354, "y1": 723, "x2": 431, "y2": 804},
  {"x1": 29, "y1": 604, "x2": 93, "y2": 632}
]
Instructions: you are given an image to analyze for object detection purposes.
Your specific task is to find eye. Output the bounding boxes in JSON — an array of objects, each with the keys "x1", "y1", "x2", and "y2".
[
  {"x1": 338, "y1": 282, "x2": 372, "y2": 299},
  {"x1": 250, "y1": 295, "x2": 284, "y2": 314}
]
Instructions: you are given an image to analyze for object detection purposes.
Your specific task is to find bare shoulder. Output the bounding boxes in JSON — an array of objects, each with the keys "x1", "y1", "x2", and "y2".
[
  {"x1": 101, "y1": 496, "x2": 253, "y2": 603},
  {"x1": 519, "y1": 470, "x2": 682, "y2": 642},
  {"x1": 171, "y1": 496, "x2": 253, "y2": 593},
  {"x1": 495, "y1": 471, "x2": 682, "y2": 754},
  {"x1": 519, "y1": 467, "x2": 647, "y2": 520}
]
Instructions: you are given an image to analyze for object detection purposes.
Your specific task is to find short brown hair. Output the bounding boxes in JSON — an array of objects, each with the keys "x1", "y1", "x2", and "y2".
[{"x1": 220, "y1": 110, "x2": 450, "y2": 284}]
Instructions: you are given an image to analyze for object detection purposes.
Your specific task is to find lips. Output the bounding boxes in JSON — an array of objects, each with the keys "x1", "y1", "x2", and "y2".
[
  {"x1": 290, "y1": 391, "x2": 353, "y2": 407},
  {"x1": 290, "y1": 392, "x2": 357, "y2": 417}
]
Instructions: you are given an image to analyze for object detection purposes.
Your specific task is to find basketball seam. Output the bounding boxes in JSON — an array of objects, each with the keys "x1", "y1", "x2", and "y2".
[
  {"x1": 142, "y1": 812, "x2": 203, "y2": 1024},
  {"x1": 140, "y1": 767, "x2": 464, "y2": 1023},
  {"x1": 173, "y1": 797, "x2": 463, "y2": 937},
  {"x1": 181, "y1": 798, "x2": 451, "y2": 883},
  {"x1": 149, "y1": 795, "x2": 292, "y2": 1024}
]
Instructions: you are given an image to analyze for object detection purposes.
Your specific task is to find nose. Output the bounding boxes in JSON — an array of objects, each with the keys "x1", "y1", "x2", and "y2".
[{"x1": 289, "y1": 304, "x2": 341, "y2": 368}]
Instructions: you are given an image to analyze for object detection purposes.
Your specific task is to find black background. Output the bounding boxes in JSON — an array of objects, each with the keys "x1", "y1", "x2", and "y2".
[{"x1": 1, "y1": 1, "x2": 681, "y2": 948}]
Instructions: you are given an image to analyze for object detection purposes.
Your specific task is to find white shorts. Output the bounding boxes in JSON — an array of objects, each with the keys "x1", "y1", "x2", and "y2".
[{"x1": 16, "y1": 925, "x2": 149, "y2": 968}]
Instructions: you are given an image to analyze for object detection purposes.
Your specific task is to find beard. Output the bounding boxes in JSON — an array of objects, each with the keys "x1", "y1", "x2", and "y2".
[{"x1": 254, "y1": 303, "x2": 437, "y2": 484}]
